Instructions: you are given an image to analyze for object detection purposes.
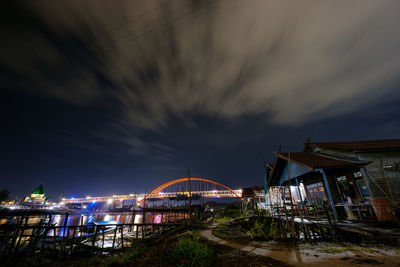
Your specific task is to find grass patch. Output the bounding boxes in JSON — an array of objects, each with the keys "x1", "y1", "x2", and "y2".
[
  {"x1": 212, "y1": 225, "x2": 229, "y2": 240},
  {"x1": 363, "y1": 248, "x2": 376, "y2": 254},
  {"x1": 213, "y1": 216, "x2": 232, "y2": 223},
  {"x1": 171, "y1": 237, "x2": 213, "y2": 267},
  {"x1": 105, "y1": 241, "x2": 147, "y2": 267},
  {"x1": 321, "y1": 245, "x2": 350, "y2": 253}
]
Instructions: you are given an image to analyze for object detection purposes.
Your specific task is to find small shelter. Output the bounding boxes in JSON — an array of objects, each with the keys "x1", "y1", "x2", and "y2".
[{"x1": 266, "y1": 138, "x2": 400, "y2": 222}]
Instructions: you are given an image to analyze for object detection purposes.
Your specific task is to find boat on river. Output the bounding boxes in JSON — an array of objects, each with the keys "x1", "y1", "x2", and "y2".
[{"x1": 83, "y1": 220, "x2": 122, "y2": 235}]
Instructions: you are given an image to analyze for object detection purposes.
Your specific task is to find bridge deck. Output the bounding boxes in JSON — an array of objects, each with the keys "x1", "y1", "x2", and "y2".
[{"x1": 63, "y1": 189, "x2": 242, "y2": 204}]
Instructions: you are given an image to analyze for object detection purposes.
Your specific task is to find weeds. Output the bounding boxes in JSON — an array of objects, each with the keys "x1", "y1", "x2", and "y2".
[
  {"x1": 171, "y1": 237, "x2": 213, "y2": 267},
  {"x1": 213, "y1": 216, "x2": 232, "y2": 223},
  {"x1": 105, "y1": 241, "x2": 147, "y2": 267},
  {"x1": 245, "y1": 217, "x2": 280, "y2": 240},
  {"x1": 321, "y1": 245, "x2": 349, "y2": 253},
  {"x1": 212, "y1": 225, "x2": 228, "y2": 239}
]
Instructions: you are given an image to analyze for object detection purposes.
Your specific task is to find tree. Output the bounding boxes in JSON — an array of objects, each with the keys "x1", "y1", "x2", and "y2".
[{"x1": 0, "y1": 189, "x2": 11, "y2": 202}]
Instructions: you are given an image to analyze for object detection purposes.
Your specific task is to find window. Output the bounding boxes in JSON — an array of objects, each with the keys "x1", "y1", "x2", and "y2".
[
  {"x1": 337, "y1": 175, "x2": 346, "y2": 182},
  {"x1": 306, "y1": 182, "x2": 327, "y2": 205}
]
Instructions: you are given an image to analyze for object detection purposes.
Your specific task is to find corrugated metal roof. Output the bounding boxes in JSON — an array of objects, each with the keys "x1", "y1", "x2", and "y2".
[
  {"x1": 278, "y1": 152, "x2": 369, "y2": 170},
  {"x1": 308, "y1": 138, "x2": 400, "y2": 151}
]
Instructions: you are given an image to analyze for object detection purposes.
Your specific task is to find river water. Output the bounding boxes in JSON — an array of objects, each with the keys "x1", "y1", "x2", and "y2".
[{"x1": 0, "y1": 211, "x2": 186, "y2": 237}]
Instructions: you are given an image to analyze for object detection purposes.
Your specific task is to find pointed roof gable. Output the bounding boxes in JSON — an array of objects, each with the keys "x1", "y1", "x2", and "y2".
[
  {"x1": 267, "y1": 152, "x2": 370, "y2": 186},
  {"x1": 32, "y1": 184, "x2": 44, "y2": 195}
]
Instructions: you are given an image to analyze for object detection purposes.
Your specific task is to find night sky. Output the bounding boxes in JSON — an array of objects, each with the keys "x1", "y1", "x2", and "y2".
[{"x1": 1, "y1": 1, "x2": 400, "y2": 200}]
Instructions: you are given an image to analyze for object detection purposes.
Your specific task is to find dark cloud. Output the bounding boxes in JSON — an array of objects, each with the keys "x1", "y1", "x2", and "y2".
[
  {"x1": 1, "y1": 0, "x2": 400, "y2": 176},
  {"x1": 3, "y1": 1, "x2": 400, "y2": 125}
]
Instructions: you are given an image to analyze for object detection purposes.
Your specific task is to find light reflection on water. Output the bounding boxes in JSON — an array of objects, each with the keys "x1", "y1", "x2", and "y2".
[{"x1": 3, "y1": 211, "x2": 186, "y2": 237}]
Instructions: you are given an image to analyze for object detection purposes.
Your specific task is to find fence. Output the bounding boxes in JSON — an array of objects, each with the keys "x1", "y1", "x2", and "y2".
[{"x1": 0, "y1": 208, "x2": 204, "y2": 265}]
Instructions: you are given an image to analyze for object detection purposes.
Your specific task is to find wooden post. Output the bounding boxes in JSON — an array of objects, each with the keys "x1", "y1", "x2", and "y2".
[
  {"x1": 92, "y1": 225, "x2": 97, "y2": 250},
  {"x1": 112, "y1": 226, "x2": 117, "y2": 249},
  {"x1": 120, "y1": 225, "x2": 124, "y2": 248},
  {"x1": 287, "y1": 153, "x2": 296, "y2": 238},
  {"x1": 317, "y1": 168, "x2": 338, "y2": 221},
  {"x1": 69, "y1": 226, "x2": 77, "y2": 255},
  {"x1": 101, "y1": 228, "x2": 105, "y2": 249},
  {"x1": 14, "y1": 215, "x2": 29, "y2": 254}
]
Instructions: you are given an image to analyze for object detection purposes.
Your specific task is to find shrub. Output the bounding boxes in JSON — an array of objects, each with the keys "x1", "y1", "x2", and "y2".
[
  {"x1": 248, "y1": 218, "x2": 265, "y2": 238},
  {"x1": 171, "y1": 237, "x2": 213, "y2": 267},
  {"x1": 268, "y1": 218, "x2": 279, "y2": 239},
  {"x1": 105, "y1": 241, "x2": 147, "y2": 267}
]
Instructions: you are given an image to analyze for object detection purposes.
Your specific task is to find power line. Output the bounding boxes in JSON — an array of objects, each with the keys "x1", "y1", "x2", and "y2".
[
  {"x1": 41, "y1": 0, "x2": 219, "y2": 80},
  {"x1": 102, "y1": 0, "x2": 218, "y2": 53}
]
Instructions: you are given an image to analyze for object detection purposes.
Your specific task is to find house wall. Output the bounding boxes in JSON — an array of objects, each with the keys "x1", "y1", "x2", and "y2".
[
  {"x1": 278, "y1": 161, "x2": 311, "y2": 185},
  {"x1": 355, "y1": 151, "x2": 400, "y2": 204},
  {"x1": 310, "y1": 147, "x2": 400, "y2": 204},
  {"x1": 310, "y1": 146, "x2": 400, "y2": 221}
]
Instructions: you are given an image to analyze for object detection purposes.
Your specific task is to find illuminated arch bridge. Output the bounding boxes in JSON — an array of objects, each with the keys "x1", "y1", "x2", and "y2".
[{"x1": 62, "y1": 177, "x2": 243, "y2": 204}]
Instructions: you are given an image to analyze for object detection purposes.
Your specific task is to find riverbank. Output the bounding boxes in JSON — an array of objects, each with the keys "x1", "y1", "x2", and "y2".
[{"x1": 40, "y1": 225, "x2": 288, "y2": 267}]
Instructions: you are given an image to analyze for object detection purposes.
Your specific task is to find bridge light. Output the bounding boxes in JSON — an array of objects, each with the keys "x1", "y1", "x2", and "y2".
[{"x1": 107, "y1": 199, "x2": 113, "y2": 204}]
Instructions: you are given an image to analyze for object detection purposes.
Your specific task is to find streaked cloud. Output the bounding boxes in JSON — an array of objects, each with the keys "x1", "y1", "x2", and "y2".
[{"x1": 2, "y1": 0, "x2": 400, "y2": 151}]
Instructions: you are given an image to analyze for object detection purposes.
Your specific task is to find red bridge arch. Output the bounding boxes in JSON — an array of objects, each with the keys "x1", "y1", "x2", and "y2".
[{"x1": 143, "y1": 177, "x2": 243, "y2": 202}]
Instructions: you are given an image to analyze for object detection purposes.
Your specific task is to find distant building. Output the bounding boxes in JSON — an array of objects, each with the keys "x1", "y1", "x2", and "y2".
[
  {"x1": 24, "y1": 184, "x2": 47, "y2": 204},
  {"x1": 242, "y1": 186, "x2": 267, "y2": 209},
  {"x1": 266, "y1": 138, "x2": 400, "y2": 222}
]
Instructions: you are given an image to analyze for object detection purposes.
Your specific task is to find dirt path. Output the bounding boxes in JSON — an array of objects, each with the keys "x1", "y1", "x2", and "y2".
[{"x1": 200, "y1": 222, "x2": 400, "y2": 266}]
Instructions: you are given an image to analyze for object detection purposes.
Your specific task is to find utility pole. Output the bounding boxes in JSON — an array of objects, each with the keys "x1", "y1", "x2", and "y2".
[
  {"x1": 287, "y1": 152, "x2": 296, "y2": 238},
  {"x1": 188, "y1": 168, "x2": 192, "y2": 224}
]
